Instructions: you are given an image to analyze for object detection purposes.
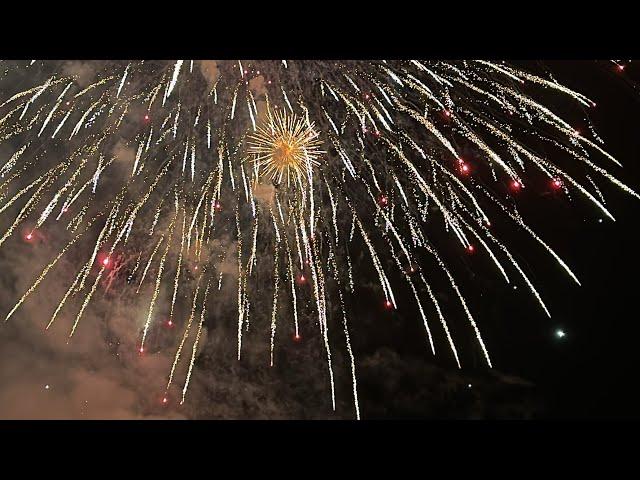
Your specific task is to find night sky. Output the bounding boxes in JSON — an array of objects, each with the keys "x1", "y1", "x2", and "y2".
[{"x1": 0, "y1": 59, "x2": 638, "y2": 420}]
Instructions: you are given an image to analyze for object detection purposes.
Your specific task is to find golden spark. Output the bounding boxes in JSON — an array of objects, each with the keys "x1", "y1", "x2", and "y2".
[{"x1": 247, "y1": 109, "x2": 324, "y2": 188}]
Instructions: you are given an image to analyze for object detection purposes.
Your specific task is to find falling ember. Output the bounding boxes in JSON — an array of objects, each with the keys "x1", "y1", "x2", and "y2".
[
  {"x1": 384, "y1": 300, "x2": 393, "y2": 309},
  {"x1": 511, "y1": 180, "x2": 521, "y2": 190},
  {"x1": 102, "y1": 257, "x2": 110, "y2": 266},
  {"x1": 460, "y1": 163, "x2": 470, "y2": 174},
  {"x1": 467, "y1": 245, "x2": 475, "y2": 253},
  {"x1": 552, "y1": 178, "x2": 563, "y2": 189},
  {"x1": 378, "y1": 194, "x2": 389, "y2": 206},
  {"x1": 25, "y1": 233, "x2": 33, "y2": 241},
  {"x1": 162, "y1": 397, "x2": 168, "y2": 404}
]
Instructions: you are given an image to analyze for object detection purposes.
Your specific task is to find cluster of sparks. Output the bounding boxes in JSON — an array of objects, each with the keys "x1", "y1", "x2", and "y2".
[
  {"x1": 0, "y1": 60, "x2": 636, "y2": 419},
  {"x1": 247, "y1": 109, "x2": 324, "y2": 189}
]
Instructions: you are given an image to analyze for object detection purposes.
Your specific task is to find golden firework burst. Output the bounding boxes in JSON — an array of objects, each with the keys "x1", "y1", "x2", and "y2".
[{"x1": 247, "y1": 109, "x2": 324, "y2": 188}]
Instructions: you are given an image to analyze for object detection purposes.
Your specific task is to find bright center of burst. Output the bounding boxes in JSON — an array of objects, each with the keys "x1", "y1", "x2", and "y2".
[
  {"x1": 556, "y1": 329, "x2": 566, "y2": 338},
  {"x1": 247, "y1": 110, "x2": 324, "y2": 188}
]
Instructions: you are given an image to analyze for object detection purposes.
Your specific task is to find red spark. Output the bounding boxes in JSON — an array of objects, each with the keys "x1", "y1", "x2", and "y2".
[
  {"x1": 294, "y1": 334, "x2": 301, "y2": 342},
  {"x1": 511, "y1": 180, "x2": 521, "y2": 191},
  {"x1": 379, "y1": 194, "x2": 388, "y2": 206},
  {"x1": 467, "y1": 245, "x2": 475, "y2": 253},
  {"x1": 162, "y1": 397, "x2": 168, "y2": 404},
  {"x1": 299, "y1": 274, "x2": 305, "y2": 282},
  {"x1": 618, "y1": 64, "x2": 626, "y2": 71},
  {"x1": 552, "y1": 178, "x2": 562, "y2": 189},
  {"x1": 102, "y1": 257, "x2": 110, "y2": 266},
  {"x1": 144, "y1": 114, "x2": 150, "y2": 121},
  {"x1": 384, "y1": 300, "x2": 393, "y2": 309},
  {"x1": 25, "y1": 233, "x2": 33, "y2": 241},
  {"x1": 167, "y1": 320, "x2": 173, "y2": 327},
  {"x1": 443, "y1": 109, "x2": 451, "y2": 117},
  {"x1": 139, "y1": 347, "x2": 144, "y2": 354}
]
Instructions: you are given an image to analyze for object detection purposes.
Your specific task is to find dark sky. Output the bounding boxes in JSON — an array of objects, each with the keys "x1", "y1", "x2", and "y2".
[
  {"x1": 447, "y1": 60, "x2": 640, "y2": 418},
  {"x1": 0, "y1": 60, "x2": 638, "y2": 420},
  {"x1": 493, "y1": 60, "x2": 640, "y2": 418},
  {"x1": 341, "y1": 60, "x2": 640, "y2": 419}
]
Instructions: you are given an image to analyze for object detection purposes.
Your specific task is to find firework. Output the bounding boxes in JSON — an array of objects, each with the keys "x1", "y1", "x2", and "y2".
[
  {"x1": 0, "y1": 60, "x2": 636, "y2": 419},
  {"x1": 248, "y1": 108, "x2": 323, "y2": 189}
]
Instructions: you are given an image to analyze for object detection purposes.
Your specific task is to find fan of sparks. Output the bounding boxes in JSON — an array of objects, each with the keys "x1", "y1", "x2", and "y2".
[{"x1": 0, "y1": 60, "x2": 637, "y2": 419}]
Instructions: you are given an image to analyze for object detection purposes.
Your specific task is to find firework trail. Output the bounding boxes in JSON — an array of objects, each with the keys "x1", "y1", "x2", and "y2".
[{"x1": 0, "y1": 60, "x2": 636, "y2": 419}]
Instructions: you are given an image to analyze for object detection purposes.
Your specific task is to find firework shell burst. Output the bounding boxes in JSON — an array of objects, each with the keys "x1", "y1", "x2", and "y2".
[
  {"x1": 247, "y1": 108, "x2": 324, "y2": 190},
  {"x1": 0, "y1": 60, "x2": 637, "y2": 419}
]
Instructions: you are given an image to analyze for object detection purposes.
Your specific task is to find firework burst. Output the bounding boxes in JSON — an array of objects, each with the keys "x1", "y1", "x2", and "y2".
[
  {"x1": 248, "y1": 108, "x2": 323, "y2": 189},
  {"x1": 0, "y1": 60, "x2": 636, "y2": 419}
]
